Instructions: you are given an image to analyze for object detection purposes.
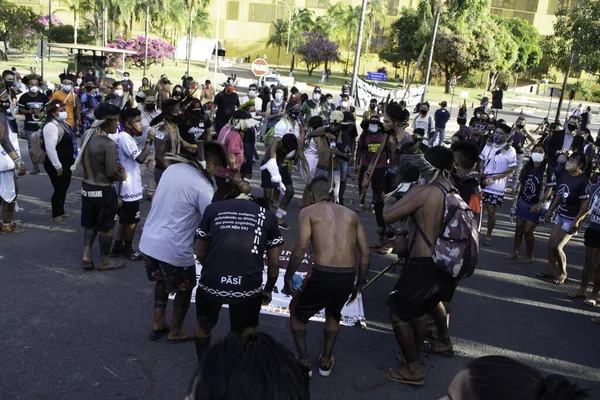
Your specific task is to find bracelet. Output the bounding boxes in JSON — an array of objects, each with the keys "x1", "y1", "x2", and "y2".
[
  {"x1": 14, "y1": 157, "x2": 24, "y2": 165},
  {"x1": 146, "y1": 138, "x2": 153, "y2": 144}
]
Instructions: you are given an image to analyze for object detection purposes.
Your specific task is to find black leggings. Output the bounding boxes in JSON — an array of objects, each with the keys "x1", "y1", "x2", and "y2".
[{"x1": 44, "y1": 159, "x2": 72, "y2": 218}]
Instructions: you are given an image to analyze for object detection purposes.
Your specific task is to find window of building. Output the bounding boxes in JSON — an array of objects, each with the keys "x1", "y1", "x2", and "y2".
[
  {"x1": 249, "y1": 4, "x2": 284, "y2": 23},
  {"x1": 306, "y1": 0, "x2": 330, "y2": 8},
  {"x1": 547, "y1": 0, "x2": 561, "y2": 14},
  {"x1": 491, "y1": 0, "x2": 537, "y2": 12},
  {"x1": 227, "y1": 1, "x2": 240, "y2": 20},
  {"x1": 387, "y1": 0, "x2": 400, "y2": 16}
]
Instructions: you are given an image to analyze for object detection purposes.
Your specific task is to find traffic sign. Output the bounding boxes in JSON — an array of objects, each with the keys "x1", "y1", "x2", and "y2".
[
  {"x1": 251, "y1": 58, "x2": 269, "y2": 77},
  {"x1": 366, "y1": 72, "x2": 387, "y2": 82}
]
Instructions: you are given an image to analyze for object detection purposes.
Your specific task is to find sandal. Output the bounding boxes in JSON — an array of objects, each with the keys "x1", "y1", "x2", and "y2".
[
  {"x1": 51, "y1": 217, "x2": 66, "y2": 225},
  {"x1": 567, "y1": 291, "x2": 586, "y2": 299},
  {"x1": 584, "y1": 298, "x2": 597, "y2": 306},
  {"x1": 97, "y1": 260, "x2": 125, "y2": 271},
  {"x1": 81, "y1": 260, "x2": 95, "y2": 271},
  {"x1": 0, "y1": 222, "x2": 24, "y2": 234},
  {"x1": 554, "y1": 277, "x2": 567, "y2": 285},
  {"x1": 505, "y1": 253, "x2": 519, "y2": 260},
  {"x1": 519, "y1": 257, "x2": 535, "y2": 264},
  {"x1": 385, "y1": 367, "x2": 425, "y2": 386},
  {"x1": 536, "y1": 272, "x2": 555, "y2": 279},
  {"x1": 318, "y1": 354, "x2": 335, "y2": 377},
  {"x1": 422, "y1": 340, "x2": 454, "y2": 357}
]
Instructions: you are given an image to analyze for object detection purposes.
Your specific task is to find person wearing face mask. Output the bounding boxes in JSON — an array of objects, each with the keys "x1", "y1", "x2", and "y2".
[
  {"x1": 505, "y1": 144, "x2": 552, "y2": 264},
  {"x1": 201, "y1": 79, "x2": 215, "y2": 105},
  {"x1": 264, "y1": 86, "x2": 287, "y2": 134},
  {"x1": 137, "y1": 90, "x2": 161, "y2": 200},
  {"x1": 362, "y1": 98, "x2": 380, "y2": 122},
  {"x1": 80, "y1": 82, "x2": 103, "y2": 132},
  {"x1": 100, "y1": 68, "x2": 116, "y2": 96},
  {"x1": 510, "y1": 116, "x2": 536, "y2": 192},
  {"x1": 571, "y1": 129, "x2": 595, "y2": 178},
  {"x1": 211, "y1": 82, "x2": 240, "y2": 136},
  {"x1": 41, "y1": 100, "x2": 78, "y2": 224},
  {"x1": 441, "y1": 355, "x2": 587, "y2": 400},
  {"x1": 356, "y1": 115, "x2": 387, "y2": 212},
  {"x1": 153, "y1": 99, "x2": 197, "y2": 184},
  {"x1": 411, "y1": 102, "x2": 435, "y2": 141},
  {"x1": 300, "y1": 86, "x2": 327, "y2": 126},
  {"x1": 0, "y1": 70, "x2": 26, "y2": 234},
  {"x1": 479, "y1": 124, "x2": 517, "y2": 246},
  {"x1": 121, "y1": 71, "x2": 134, "y2": 97},
  {"x1": 139, "y1": 77, "x2": 151, "y2": 91},
  {"x1": 72, "y1": 103, "x2": 127, "y2": 271},
  {"x1": 84, "y1": 67, "x2": 98, "y2": 86},
  {"x1": 240, "y1": 83, "x2": 259, "y2": 109},
  {"x1": 51, "y1": 73, "x2": 81, "y2": 131},
  {"x1": 75, "y1": 70, "x2": 84, "y2": 90},
  {"x1": 547, "y1": 115, "x2": 580, "y2": 173},
  {"x1": 108, "y1": 108, "x2": 155, "y2": 260},
  {"x1": 468, "y1": 107, "x2": 489, "y2": 150},
  {"x1": 382, "y1": 146, "x2": 459, "y2": 386},
  {"x1": 336, "y1": 85, "x2": 354, "y2": 107},
  {"x1": 538, "y1": 152, "x2": 590, "y2": 285},
  {"x1": 336, "y1": 93, "x2": 355, "y2": 114},
  {"x1": 17, "y1": 74, "x2": 49, "y2": 174},
  {"x1": 105, "y1": 81, "x2": 132, "y2": 110},
  {"x1": 180, "y1": 99, "x2": 213, "y2": 144}
]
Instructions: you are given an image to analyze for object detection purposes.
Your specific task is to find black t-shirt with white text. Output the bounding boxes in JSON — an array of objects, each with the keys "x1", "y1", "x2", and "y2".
[
  {"x1": 17, "y1": 92, "x2": 49, "y2": 131},
  {"x1": 196, "y1": 199, "x2": 283, "y2": 304},
  {"x1": 519, "y1": 164, "x2": 547, "y2": 204}
]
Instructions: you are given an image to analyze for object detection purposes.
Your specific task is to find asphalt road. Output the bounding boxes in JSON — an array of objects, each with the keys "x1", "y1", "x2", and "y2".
[{"x1": 2, "y1": 137, "x2": 600, "y2": 400}]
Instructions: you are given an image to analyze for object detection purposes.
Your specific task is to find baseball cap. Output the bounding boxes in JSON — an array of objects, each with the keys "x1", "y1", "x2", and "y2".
[{"x1": 313, "y1": 86, "x2": 322, "y2": 93}]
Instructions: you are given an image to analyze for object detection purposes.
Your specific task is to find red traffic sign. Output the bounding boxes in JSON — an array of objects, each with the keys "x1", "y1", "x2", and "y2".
[{"x1": 251, "y1": 58, "x2": 269, "y2": 77}]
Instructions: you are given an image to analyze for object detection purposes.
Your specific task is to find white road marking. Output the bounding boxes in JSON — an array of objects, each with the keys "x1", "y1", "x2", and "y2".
[{"x1": 19, "y1": 222, "x2": 76, "y2": 233}]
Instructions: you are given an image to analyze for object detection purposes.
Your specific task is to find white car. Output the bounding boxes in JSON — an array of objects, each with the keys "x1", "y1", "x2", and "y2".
[{"x1": 260, "y1": 74, "x2": 281, "y2": 87}]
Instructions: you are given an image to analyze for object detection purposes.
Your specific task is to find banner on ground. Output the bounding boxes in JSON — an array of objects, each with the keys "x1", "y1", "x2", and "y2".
[
  {"x1": 356, "y1": 78, "x2": 425, "y2": 110},
  {"x1": 170, "y1": 243, "x2": 366, "y2": 327}
]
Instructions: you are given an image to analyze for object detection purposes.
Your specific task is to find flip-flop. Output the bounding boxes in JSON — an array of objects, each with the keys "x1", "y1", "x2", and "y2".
[
  {"x1": 422, "y1": 340, "x2": 454, "y2": 358},
  {"x1": 97, "y1": 260, "x2": 125, "y2": 271},
  {"x1": 81, "y1": 260, "x2": 95, "y2": 271},
  {"x1": 483, "y1": 237, "x2": 492, "y2": 247},
  {"x1": 385, "y1": 368, "x2": 425, "y2": 386},
  {"x1": 519, "y1": 258, "x2": 535, "y2": 264},
  {"x1": 567, "y1": 292, "x2": 586, "y2": 299},
  {"x1": 536, "y1": 272, "x2": 555, "y2": 279},
  {"x1": 584, "y1": 298, "x2": 597, "y2": 306},
  {"x1": 148, "y1": 327, "x2": 170, "y2": 341},
  {"x1": 505, "y1": 253, "x2": 519, "y2": 260},
  {"x1": 554, "y1": 277, "x2": 567, "y2": 285},
  {"x1": 168, "y1": 331, "x2": 194, "y2": 344}
]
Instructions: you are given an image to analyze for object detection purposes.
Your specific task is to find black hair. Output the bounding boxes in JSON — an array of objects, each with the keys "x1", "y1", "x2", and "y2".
[
  {"x1": 272, "y1": 85, "x2": 288, "y2": 101},
  {"x1": 187, "y1": 333, "x2": 309, "y2": 400},
  {"x1": 425, "y1": 146, "x2": 454, "y2": 171},
  {"x1": 112, "y1": 81, "x2": 123, "y2": 88},
  {"x1": 172, "y1": 84, "x2": 183, "y2": 94},
  {"x1": 308, "y1": 116, "x2": 324, "y2": 129},
  {"x1": 120, "y1": 107, "x2": 141, "y2": 123},
  {"x1": 341, "y1": 93, "x2": 349, "y2": 99},
  {"x1": 572, "y1": 135, "x2": 585, "y2": 153},
  {"x1": 520, "y1": 143, "x2": 547, "y2": 183},
  {"x1": 2, "y1": 70, "x2": 14, "y2": 79},
  {"x1": 370, "y1": 98, "x2": 378, "y2": 103},
  {"x1": 281, "y1": 134, "x2": 298, "y2": 152},
  {"x1": 452, "y1": 133, "x2": 465, "y2": 141},
  {"x1": 212, "y1": 181, "x2": 241, "y2": 202},
  {"x1": 290, "y1": 86, "x2": 299, "y2": 94},
  {"x1": 205, "y1": 141, "x2": 228, "y2": 168},
  {"x1": 497, "y1": 123, "x2": 511, "y2": 135},
  {"x1": 42, "y1": 100, "x2": 64, "y2": 127},
  {"x1": 300, "y1": 93, "x2": 308, "y2": 103},
  {"x1": 249, "y1": 83, "x2": 257, "y2": 89},
  {"x1": 569, "y1": 151, "x2": 587, "y2": 172},
  {"x1": 462, "y1": 356, "x2": 588, "y2": 400},
  {"x1": 451, "y1": 140, "x2": 480, "y2": 170},
  {"x1": 386, "y1": 102, "x2": 408, "y2": 123},
  {"x1": 568, "y1": 115, "x2": 580, "y2": 123},
  {"x1": 308, "y1": 176, "x2": 330, "y2": 200}
]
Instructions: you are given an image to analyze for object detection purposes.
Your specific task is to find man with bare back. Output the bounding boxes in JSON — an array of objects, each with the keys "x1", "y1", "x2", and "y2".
[
  {"x1": 75, "y1": 103, "x2": 127, "y2": 271},
  {"x1": 382, "y1": 146, "x2": 458, "y2": 386},
  {"x1": 284, "y1": 177, "x2": 370, "y2": 378}
]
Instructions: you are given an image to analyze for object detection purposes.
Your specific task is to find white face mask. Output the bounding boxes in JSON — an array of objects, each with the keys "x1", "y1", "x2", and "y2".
[
  {"x1": 105, "y1": 74, "x2": 112, "y2": 79},
  {"x1": 368, "y1": 124, "x2": 378, "y2": 133},
  {"x1": 341, "y1": 101, "x2": 349, "y2": 108},
  {"x1": 114, "y1": 89, "x2": 124, "y2": 97},
  {"x1": 275, "y1": 92, "x2": 283, "y2": 101},
  {"x1": 76, "y1": 78, "x2": 82, "y2": 85},
  {"x1": 29, "y1": 86, "x2": 39, "y2": 94},
  {"x1": 62, "y1": 85, "x2": 72, "y2": 92},
  {"x1": 122, "y1": 77, "x2": 129, "y2": 81},
  {"x1": 313, "y1": 94, "x2": 320, "y2": 101},
  {"x1": 327, "y1": 99, "x2": 333, "y2": 104},
  {"x1": 248, "y1": 90, "x2": 256, "y2": 97},
  {"x1": 57, "y1": 111, "x2": 68, "y2": 121},
  {"x1": 531, "y1": 153, "x2": 544, "y2": 163}
]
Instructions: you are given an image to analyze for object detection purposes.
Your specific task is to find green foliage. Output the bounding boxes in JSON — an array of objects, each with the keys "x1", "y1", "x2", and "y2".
[
  {"x1": 460, "y1": 73, "x2": 479, "y2": 88},
  {"x1": 592, "y1": 89, "x2": 600, "y2": 100},
  {"x1": 500, "y1": 17, "x2": 541, "y2": 74},
  {"x1": 380, "y1": 8, "x2": 427, "y2": 70},
  {"x1": 49, "y1": 25, "x2": 94, "y2": 45},
  {"x1": 567, "y1": 81, "x2": 591, "y2": 100},
  {"x1": 0, "y1": 0, "x2": 43, "y2": 59}
]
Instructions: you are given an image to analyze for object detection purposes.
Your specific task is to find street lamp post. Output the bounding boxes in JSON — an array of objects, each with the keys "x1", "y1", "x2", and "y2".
[
  {"x1": 276, "y1": 0, "x2": 292, "y2": 67},
  {"x1": 350, "y1": 0, "x2": 367, "y2": 101},
  {"x1": 143, "y1": 0, "x2": 149, "y2": 77}
]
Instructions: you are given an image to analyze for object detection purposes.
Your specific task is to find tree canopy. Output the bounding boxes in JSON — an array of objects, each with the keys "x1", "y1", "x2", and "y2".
[
  {"x1": 0, "y1": 0, "x2": 43, "y2": 60},
  {"x1": 296, "y1": 31, "x2": 340, "y2": 75}
]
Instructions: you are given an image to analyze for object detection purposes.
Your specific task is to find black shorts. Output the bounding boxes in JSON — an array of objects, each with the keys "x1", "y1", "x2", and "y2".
[
  {"x1": 240, "y1": 142, "x2": 254, "y2": 174},
  {"x1": 387, "y1": 257, "x2": 458, "y2": 322},
  {"x1": 290, "y1": 264, "x2": 356, "y2": 324},
  {"x1": 118, "y1": 200, "x2": 140, "y2": 224},
  {"x1": 144, "y1": 255, "x2": 196, "y2": 293},
  {"x1": 482, "y1": 192, "x2": 504, "y2": 207},
  {"x1": 584, "y1": 227, "x2": 600, "y2": 248},
  {"x1": 195, "y1": 289, "x2": 262, "y2": 334},
  {"x1": 260, "y1": 160, "x2": 293, "y2": 189},
  {"x1": 80, "y1": 182, "x2": 118, "y2": 232}
]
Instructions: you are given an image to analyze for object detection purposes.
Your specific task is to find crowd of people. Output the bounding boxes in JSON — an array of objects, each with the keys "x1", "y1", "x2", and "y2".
[{"x1": 0, "y1": 65, "x2": 597, "y2": 398}]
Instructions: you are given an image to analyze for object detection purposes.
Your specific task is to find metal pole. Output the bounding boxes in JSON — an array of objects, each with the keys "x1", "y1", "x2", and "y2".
[
  {"x1": 286, "y1": 9, "x2": 291, "y2": 65},
  {"x1": 450, "y1": 84, "x2": 455, "y2": 114},
  {"x1": 421, "y1": 2, "x2": 442, "y2": 103},
  {"x1": 214, "y1": 0, "x2": 220, "y2": 85},
  {"x1": 186, "y1": 10, "x2": 193, "y2": 76},
  {"x1": 547, "y1": 92, "x2": 553, "y2": 118},
  {"x1": 143, "y1": 0, "x2": 149, "y2": 77},
  {"x1": 350, "y1": 0, "x2": 368, "y2": 99},
  {"x1": 555, "y1": 47, "x2": 573, "y2": 123}
]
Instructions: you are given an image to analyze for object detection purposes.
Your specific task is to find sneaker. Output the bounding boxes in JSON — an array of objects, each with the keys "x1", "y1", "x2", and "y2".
[
  {"x1": 355, "y1": 204, "x2": 365, "y2": 212},
  {"x1": 369, "y1": 203, "x2": 375, "y2": 213},
  {"x1": 278, "y1": 221, "x2": 291, "y2": 231},
  {"x1": 318, "y1": 354, "x2": 335, "y2": 377}
]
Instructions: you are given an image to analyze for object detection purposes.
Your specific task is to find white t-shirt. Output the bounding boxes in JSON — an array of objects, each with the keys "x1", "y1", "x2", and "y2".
[
  {"x1": 140, "y1": 163, "x2": 214, "y2": 267},
  {"x1": 274, "y1": 117, "x2": 300, "y2": 159},
  {"x1": 479, "y1": 144, "x2": 517, "y2": 195},
  {"x1": 412, "y1": 115, "x2": 434, "y2": 134},
  {"x1": 109, "y1": 131, "x2": 143, "y2": 202}
]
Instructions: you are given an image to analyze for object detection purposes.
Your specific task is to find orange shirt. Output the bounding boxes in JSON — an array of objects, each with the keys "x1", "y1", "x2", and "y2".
[{"x1": 51, "y1": 90, "x2": 80, "y2": 128}]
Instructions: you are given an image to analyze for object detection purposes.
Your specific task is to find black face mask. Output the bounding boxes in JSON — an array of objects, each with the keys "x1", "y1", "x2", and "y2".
[
  {"x1": 145, "y1": 104, "x2": 156, "y2": 111},
  {"x1": 370, "y1": 104, "x2": 376, "y2": 110},
  {"x1": 567, "y1": 124, "x2": 577, "y2": 131}
]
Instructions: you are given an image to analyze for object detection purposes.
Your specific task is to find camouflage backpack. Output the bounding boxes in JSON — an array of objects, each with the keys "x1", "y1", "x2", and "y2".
[{"x1": 415, "y1": 182, "x2": 479, "y2": 279}]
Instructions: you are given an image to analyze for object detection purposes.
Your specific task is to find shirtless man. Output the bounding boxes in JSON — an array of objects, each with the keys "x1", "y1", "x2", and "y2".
[
  {"x1": 154, "y1": 99, "x2": 196, "y2": 184},
  {"x1": 284, "y1": 177, "x2": 370, "y2": 377},
  {"x1": 305, "y1": 110, "x2": 351, "y2": 203},
  {"x1": 76, "y1": 103, "x2": 127, "y2": 270},
  {"x1": 382, "y1": 146, "x2": 458, "y2": 386},
  {"x1": 260, "y1": 133, "x2": 310, "y2": 230}
]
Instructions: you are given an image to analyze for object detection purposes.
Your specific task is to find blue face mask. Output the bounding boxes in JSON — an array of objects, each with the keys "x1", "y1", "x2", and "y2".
[{"x1": 493, "y1": 134, "x2": 504, "y2": 145}]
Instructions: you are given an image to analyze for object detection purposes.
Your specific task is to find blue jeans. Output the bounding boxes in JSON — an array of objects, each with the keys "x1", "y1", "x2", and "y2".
[{"x1": 431, "y1": 128, "x2": 446, "y2": 146}]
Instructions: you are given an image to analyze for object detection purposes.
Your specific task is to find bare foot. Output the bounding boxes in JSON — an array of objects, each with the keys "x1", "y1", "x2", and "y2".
[
  {"x1": 519, "y1": 257, "x2": 535, "y2": 264},
  {"x1": 168, "y1": 328, "x2": 192, "y2": 341},
  {"x1": 505, "y1": 252, "x2": 519, "y2": 260},
  {"x1": 97, "y1": 259, "x2": 125, "y2": 271},
  {"x1": 554, "y1": 274, "x2": 567, "y2": 285},
  {"x1": 152, "y1": 322, "x2": 170, "y2": 333}
]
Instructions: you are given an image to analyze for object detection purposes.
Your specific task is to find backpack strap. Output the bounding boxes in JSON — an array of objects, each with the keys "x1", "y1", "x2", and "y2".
[{"x1": 411, "y1": 182, "x2": 448, "y2": 254}]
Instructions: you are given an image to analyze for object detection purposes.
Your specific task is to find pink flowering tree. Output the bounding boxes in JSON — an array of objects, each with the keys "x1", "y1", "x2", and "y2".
[
  {"x1": 296, "y1": 31, "x2": 341, "y2": 76},
  {"x1": 36, "y1": 14, "x2": 63, "y2": 28},
  {"x1": 106, "y1": 35, "x2": 176, "y2": 69}
]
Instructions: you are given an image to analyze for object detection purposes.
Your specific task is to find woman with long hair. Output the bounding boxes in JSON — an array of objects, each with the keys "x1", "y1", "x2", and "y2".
[
  {"x1": 537, "y1": 152, "x2": 590, "y2": 285},
  {"x1": 264, "y1": 86, "x2": 287, "y2": 131},
  {"x1": 179, "y1": 98, "x2": 212, "y2": 143},
  {"x1": 42, "y1": 100, "x2": 78, "y2": 224},
  {"x1": 506, "y1": 144, "x2": 552, "y2": 264}
]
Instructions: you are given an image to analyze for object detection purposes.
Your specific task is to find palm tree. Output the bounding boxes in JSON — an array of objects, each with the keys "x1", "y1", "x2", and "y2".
[
  {"x1": 344, "y1": 5, "x2": 361, "y2": 74},
  {"x1": 289, "y1": 8, "x2": 314, "y2": 72},
  {"x1": 184, "y1": 0, "x2": 211, "y2": 74},
  {"x1": 319, "y1": 2, "x2": 347, "y2": 43},
  {"x1": 364, "y1": 0, "x2": 386, "y2": 55},
  {"x1": 267, "y1": 19, "x2": 288, "y2": 65},
  {"x1": 58, "y1": 0, "x2": 91, "y2": 44}
]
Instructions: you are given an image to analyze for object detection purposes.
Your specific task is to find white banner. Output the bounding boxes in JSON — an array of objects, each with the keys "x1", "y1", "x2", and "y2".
[
  {"x1": 356, "y1": 78, "x2": 425, "y2": 110},
  {"x1": 170, "y1": 245, "x2": 367, "y2": 327}
]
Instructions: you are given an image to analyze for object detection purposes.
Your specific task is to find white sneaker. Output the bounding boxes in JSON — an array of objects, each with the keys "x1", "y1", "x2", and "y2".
[{"x1": 318, "y1": 354, "x2": 335, "y2": 377}]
